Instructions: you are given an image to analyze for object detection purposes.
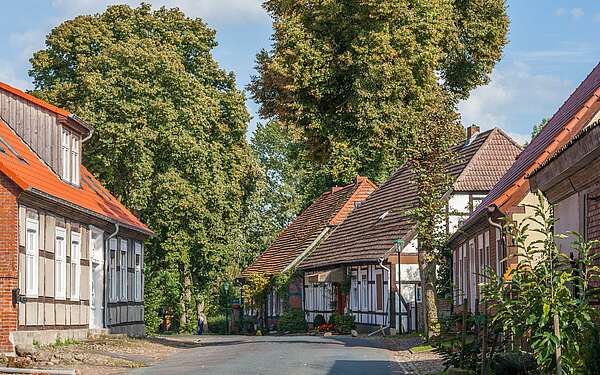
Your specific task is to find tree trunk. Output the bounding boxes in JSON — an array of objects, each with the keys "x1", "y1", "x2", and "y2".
[
  {"x1": 418, "y1": 247, "x2": 439, "y2": 339},
  {"x1": 179, "y1": 262, "x2": 192, "y2": 331}
]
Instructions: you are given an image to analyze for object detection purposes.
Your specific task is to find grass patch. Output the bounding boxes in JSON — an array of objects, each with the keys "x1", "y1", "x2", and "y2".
[
  {"x1": 409, "y1": 344, "x2": 435, "y2": 353},
  {"x1": 51, "y1": 337, "x2": 78, "y2": 348}
]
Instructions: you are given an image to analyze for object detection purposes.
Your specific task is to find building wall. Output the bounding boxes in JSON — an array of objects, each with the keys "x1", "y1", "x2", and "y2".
[
  {"x1": 17, "y1": 205, "x2": 91, "y2": 330},
  {"x1": 0, "y1": 173, "x2": 19, "y2": 353},
  {"x1": 106, "y1": 236, "x2": 144, "y2": 335}
]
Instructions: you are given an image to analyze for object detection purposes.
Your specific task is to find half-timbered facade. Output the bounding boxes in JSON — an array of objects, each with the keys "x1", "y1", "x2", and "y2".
[
  {"x1": 449, "y1": 62, "x2": 600, "y2": 314},
  {"x1": 0, "y1": 82, "x2": 152, "y2": 354},
  {"x1": 239, "y1": 176, "x2": 376, "y2": 328},
  {"x1": 300, "y1": 126, "x2": 522, "y2": 333}
]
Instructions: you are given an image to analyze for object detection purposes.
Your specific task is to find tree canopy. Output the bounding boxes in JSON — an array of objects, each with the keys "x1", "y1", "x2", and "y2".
[
  {"x1": 250, "y1": 0, "x2": 509, "y2": 188},
  {"x1": 29, "y1": 4, "x2": 260, "y2": 332}
]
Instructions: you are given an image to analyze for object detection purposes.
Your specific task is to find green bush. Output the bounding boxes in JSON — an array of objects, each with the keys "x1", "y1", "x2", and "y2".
[
  {"x1": 330, "y1": 312, "x2": 355, "y2": 334},
  {"x1": 585, "y1": 324, "x2": 600, "y2": 374},
  {"x1": 207, "y1": 315, "x2": 228, "y2": 334},
  {"x1": 313, "y1": 314, "x2": 326, "y2": 327},
  {"x1": 278, "y1": 309, "x2": 308, "y2": 333},
  {"x1": 491, "y1": 352, "x2": 539, "y2": 375}
]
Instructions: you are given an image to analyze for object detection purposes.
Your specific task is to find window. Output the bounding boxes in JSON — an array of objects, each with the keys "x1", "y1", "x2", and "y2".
[
  {"x1": 25, "y1": 218, "x2": 39, "y2": 297},
  {"x1": 120, "y1": 239, "x2": 128, "y2": 301},
  {"x1": 55, "y1": 227, "x2": 67, "y2": 300},
  {"x1": 416, "y1": 286, "x2": 422, "y2": 303},
  {"x1": 61, "y1": 127, "x2": 70, "y2": 180},
  {"x1": 109, "y1": 238, "x2": 117, "y2": 302},
  {"x1": 495, "y1": 228, "x2": 502, "y2": 280},
  {"x1": 70, "y1": 135, "x2": 80, "y2": 184},
  {"x1": 351, "y1": 274, "x2": 358, "y2": 311},
  {"x1": 360, "y1": 273, "x2": 368, "y2": 310},
  {"x1": 71, "y1": 231, "x2": 81, "y2": 300},
  {"x1": 375, "y1": 273, "x2": 383, "y2": 311},
  {"x1": 134, "y1": 241, "x2": 142, "y2": 302}
]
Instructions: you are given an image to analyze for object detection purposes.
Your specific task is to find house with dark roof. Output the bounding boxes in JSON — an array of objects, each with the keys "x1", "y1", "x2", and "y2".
[
  {"x1": 449, "y1": 61, "x2": 600, "y2": 314},
  {"x1": 0, "y1": 82, "x2": 153, "y2": 354},
  {"x1": 299, "y1": 126, "x2": 522, "y2": 333},
  {"x1": 239, "y1": 176, "x2": 376, "y2": 328},
  {"x1": 528, "y1": 120, "x2": 600, "y2": 285}
]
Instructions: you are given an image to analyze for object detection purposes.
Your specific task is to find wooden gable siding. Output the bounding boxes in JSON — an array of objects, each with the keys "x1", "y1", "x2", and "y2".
[{"x1": 0, "y1": 90, "x2": 61, "y2": 173}]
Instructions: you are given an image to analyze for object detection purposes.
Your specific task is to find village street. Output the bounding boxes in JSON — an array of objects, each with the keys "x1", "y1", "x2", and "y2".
[{"x1": 128, "y1": 335, "x2": 439, "y2": 375}]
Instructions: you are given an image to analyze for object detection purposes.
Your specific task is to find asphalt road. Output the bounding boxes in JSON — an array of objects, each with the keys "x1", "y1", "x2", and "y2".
[{"x1": 129, "y1": 335, "x2": 403, "y2": 375}]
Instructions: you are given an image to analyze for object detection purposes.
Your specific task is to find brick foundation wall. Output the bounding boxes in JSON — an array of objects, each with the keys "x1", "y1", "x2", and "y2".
[{"x1": 0, "y1": 173, "x2": 19, "y2": 353}]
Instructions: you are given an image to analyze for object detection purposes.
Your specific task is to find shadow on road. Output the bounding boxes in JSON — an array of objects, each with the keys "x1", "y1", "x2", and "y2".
[{"x1": 328, "y1": 359, "x2": 400, "y2": 375}]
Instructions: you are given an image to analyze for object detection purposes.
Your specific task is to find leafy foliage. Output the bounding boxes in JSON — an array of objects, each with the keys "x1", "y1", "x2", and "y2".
[
  {"x1": 250, "y1": 0, "x2": 508, "y2": 189},
  {"x1": 481, "y1": 192, "x2": 600, "y2": 374},
  {"x1": 491, "y1": 351, "x2": 540, "y2": 375},
  {"x1": 28, "y1": 4, "x2": 261, "y2": 332},
  {"x1": 241, "y1": 273, "x2": 271, "y2": 312},
  {"x1": 531, "y1": 118, "x2": 549, "y2": 140},
  {"x1": 278, "y1": 309, "x2": 308, "y2": 333},
  {"x1": 329, "y1": 313, "x2": 356, "y2": 335},
  {"x1": 313, "y1": 314, "x2": 326, "y2": 328}
]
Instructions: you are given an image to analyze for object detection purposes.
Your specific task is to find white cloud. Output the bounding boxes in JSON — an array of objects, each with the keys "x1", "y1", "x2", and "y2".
[
  {"x1": 555, "y1": 8, "x2": 566, "y2": 16},
  {"x1": 0, "y1": 61, "x2": 31, "y2": 89},
  {"x1": 50, "y1": 0, "x2": 267, "y2": 25},
  {"x1": 458, "y1": 62, "x2": 573, "y2": 144},
  {"x1": 571, "y1": 7, "x2": 584, "y2": 19},
  {"x1": 9, "y1": 30, "x2": 47, "y2": 61}
]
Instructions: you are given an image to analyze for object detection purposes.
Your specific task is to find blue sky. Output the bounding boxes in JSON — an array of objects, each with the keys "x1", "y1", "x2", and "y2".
[{"x1": 1, "y1": 1, "x2": 600, "y2": 145}]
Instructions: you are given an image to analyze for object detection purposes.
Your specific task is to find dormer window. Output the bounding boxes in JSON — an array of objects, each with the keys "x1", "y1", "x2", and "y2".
[
  {"x1": 71, "y1": 135, "x2": 80, "y2": 184},
  {"x1": 61, "y1": 126, "x2": 80, "y2": 185}
]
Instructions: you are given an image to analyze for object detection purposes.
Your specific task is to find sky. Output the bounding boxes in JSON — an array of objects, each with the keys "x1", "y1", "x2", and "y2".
[{"x1": 1, "y1": 1, "x2": 600, "y2": 145}]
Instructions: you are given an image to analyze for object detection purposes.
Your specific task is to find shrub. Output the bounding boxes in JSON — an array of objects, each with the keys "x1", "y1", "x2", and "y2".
[
  {"x1": 207, "y1": 315, "x2": 227, "y2": 334},
  {"x1": 491, "y1": 352, "x2": 539, "y2": 375},
  {"x1": 330, "y1": 312, "x2": 355, "y2": 334},
  {"x1": 585, "y1": 323, "x2": 600, "y2": 374},
  {"x1": 313, "y1": 314, "x2": 326, "y2": 328},
  {"x1": 278, "y1": 309, "x2": 308, "y2": 333}
]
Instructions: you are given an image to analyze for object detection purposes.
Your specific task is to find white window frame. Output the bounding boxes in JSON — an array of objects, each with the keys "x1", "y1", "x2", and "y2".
[
  {"x1": 109, "y1": 238, "x2": 118, "y2": 302},
  {"x1": 360, "y1": 271, "x2": 368, "y2": 311},
  {"x1": 375, "y1": 270, "x2": 383, "y2": 312},
  {"x1": 70, "y1": 135, "x2": 80, "y2": 185},
  {"x1": 120, "y1": 239, "x2": 128, "y2": 301},
  {"x1": 351, "y1": 273, "x2": 358, "y2": 311},
  {"x1": 61, "y1": 127, "x2": 70, "y2": 181},
  {"x1": 134, "y1": 241, "x2": 142, "y2": 302},
  {"x1": 55, "y1": 227, "x2": 67, "y2": 300},
  {"x1": 495, "y1": 228, "x2": 502, "y2": 280},
  {"x1": 25, "y1": 218, "x2": 39, "y2": 298},
  {"x1": 71, "y1": 230, "x2": 81, "y2": 301}
]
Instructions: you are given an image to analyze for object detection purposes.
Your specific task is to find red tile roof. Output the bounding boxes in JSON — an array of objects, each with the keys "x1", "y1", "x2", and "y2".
[
  {"x1": 300, "y1": 128, "x2": 521, "y2": 269},
  {"x1": 239, "y1": 176, "x2": 377, "y2": 277},
  {"x1": 456, "y1": 61, "x2": 600, "y2": 234},
  {"x1": 0, "y1": 108, "x2": 152, "y2": 236}
]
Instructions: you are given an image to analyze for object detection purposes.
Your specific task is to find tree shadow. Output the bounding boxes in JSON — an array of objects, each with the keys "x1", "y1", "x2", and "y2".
[{"x1": 328, "y1": 359, "x2": 401, "y2": 374}]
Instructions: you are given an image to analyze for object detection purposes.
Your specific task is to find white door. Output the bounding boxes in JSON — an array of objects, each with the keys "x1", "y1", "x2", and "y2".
[{"x1": 89, "y1": 228, "x2": 104, "y2": 329}]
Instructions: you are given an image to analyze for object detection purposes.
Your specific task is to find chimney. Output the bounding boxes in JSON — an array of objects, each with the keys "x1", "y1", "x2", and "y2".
[{"x1": 467, "y1": 125, "x2": 480, "y2": 140}]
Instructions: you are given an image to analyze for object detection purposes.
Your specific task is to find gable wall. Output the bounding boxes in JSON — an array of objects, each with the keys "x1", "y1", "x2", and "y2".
[{"x1": 0, "y1": 90, "x2": 62, "y2": 174}]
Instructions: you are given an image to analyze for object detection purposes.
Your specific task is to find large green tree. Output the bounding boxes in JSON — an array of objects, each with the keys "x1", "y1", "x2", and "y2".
[
  {"x1": 29, "y1": 4, "x2": 260, "y2": 332},
  {"x1": 250, "y1": 0, "x2": 508, "y2": 336}
]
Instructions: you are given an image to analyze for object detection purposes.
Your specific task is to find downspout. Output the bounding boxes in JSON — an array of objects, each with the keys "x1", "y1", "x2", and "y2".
[
  {"x1": 81, "y1": 127, "x2": 94, "y2": 143},
  {"x1": 487, "y1": 206, "x2": 505, "y2": 280},
  {"x1": 104, "y1": 222, "x2": 119, "y2": 329},
  {"x1": 368, "y1": 257, "x2": 391, "y2": 337}
]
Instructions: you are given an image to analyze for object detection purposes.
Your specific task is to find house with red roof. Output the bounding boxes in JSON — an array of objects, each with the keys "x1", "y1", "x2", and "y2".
[
  {"x1": 529, "y1": 120, "x2": 600, "y2": 272},
  {"x1": 0, "y1": 82, "x2": 153, "y2": 354},
  {"x1": 449, "y1": 62, "x2": 600, "y2": 313},
  {"x1": 300, "y1": 126, "x2": 522, "y2": 333},
  {"x1": 239, "y1": 176, "x2": 376, "y2": 329}
]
